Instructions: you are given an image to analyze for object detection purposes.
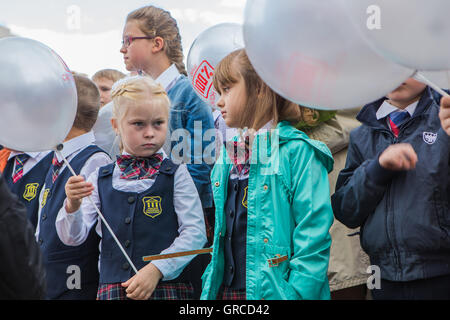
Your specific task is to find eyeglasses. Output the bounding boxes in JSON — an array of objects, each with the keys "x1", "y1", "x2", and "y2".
[{"x1": 121, "y1": 35, "x2": 154, "y2": 48}]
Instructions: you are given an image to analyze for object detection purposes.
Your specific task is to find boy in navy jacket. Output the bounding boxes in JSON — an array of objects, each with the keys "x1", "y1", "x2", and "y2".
[
  {"x1": 35, "y1": 75, "x2": 111, "y2": 299},
  {"x1": 332, "y1": 78, "x2": 450, "y2": 299}
]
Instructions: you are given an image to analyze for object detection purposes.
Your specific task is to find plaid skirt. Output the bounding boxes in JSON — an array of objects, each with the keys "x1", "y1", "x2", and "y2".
[
  {"x1": 217, "y1": 285, "x2": 246, "y2": 300},
  {"x1": 97, "y1": 282, "x2": 194, "y2": 300}
]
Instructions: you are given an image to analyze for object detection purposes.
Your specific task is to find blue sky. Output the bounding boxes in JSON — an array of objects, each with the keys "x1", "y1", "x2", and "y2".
[{"x1": 0, "y1": 0, "x2": 246, "y2": 76}]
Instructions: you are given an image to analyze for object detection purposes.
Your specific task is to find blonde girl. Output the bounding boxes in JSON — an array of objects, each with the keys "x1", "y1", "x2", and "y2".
[{"x1": 56, "y1": 76, "x2": 206, "y2": 300}]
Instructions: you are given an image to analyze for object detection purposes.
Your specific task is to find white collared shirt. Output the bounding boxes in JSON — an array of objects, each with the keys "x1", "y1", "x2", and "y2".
[
  {"x1": 376, "y1": 100, "x2": 418, "y2": 120},
  {"x1": 35, "y1": 131, "x2": 112, "y2": 240},
  {"x1": 55, "y1": 148, "x2": 207, "y2": 281},
  {"x1": 156, "y1": 64, "x2": 182, "y2": 93},
  {"x1": 7, "y1": 150, "x2": 52, "y2": 176}
]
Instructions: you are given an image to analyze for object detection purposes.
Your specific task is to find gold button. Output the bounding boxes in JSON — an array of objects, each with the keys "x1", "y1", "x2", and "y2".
[
  {"x1": 215, "y1": 182, "x2": 220, "y2": 187},
  {"x1": 264, "y1": 238, "x2": 269, "y2": 243},
  {"x1": 263, "y1": 185, "x2": 268, "y2": 191}
]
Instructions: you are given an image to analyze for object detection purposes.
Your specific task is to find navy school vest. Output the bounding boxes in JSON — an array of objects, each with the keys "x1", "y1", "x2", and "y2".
[
  {"x1": 3, "y1": 152, "x2": 54, "y2": 229},
  {"x1": 223, "y1": 177, "x2": 248, "y2": 289},
  {"x1": 97, "y1": 158, "x2": 190, "y2": 284},
  {"x1": 39, "y1": 145, "x2": 105, "y2": 300}
]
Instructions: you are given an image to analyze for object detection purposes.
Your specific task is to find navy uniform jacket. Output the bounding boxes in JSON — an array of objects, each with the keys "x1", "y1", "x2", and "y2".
[
  {"x1": 39, "y1": 145, "x2": 104, "y2": 299},
  {"x1": 3, "y1": 152, "x2": 53, "y2": 229},
  {"x1": 97, "y1": 158, "x2": 190, "y2": 284},
  {"x1": 332, "y1": 87, "x2": 450, "y2": 282}
]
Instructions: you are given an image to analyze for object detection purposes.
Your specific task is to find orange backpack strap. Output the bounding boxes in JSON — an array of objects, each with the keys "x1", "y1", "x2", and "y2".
[{"x1": 0, "y1": 148, "x2": 11, "y2": 173}]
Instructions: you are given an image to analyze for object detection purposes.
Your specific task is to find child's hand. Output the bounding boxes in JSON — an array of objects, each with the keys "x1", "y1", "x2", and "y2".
[
  {"x1": 121, "y1": 263, "x2": 163, "y2": 300},
  {"x1": 65, "y1": 175, "x2": 94, "y2": 213},
  {"x1": 439, "y1": 96, "x2": 450, "y2": 136},
  {"x1": 379, "y1": 143, "x2": 418, "y2": 171}
]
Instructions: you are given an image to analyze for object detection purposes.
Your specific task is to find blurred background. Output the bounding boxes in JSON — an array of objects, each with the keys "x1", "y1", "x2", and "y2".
[{"x1": 0, "y1": 0, "x2": 246, "y2": 77}]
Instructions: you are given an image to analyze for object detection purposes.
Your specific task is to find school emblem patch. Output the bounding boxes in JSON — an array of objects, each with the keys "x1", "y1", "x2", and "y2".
[
  {"x1": 142, "y1": 196, "x2": 162, "y2": 218},
  {"x1": 242, "y1": 186, "x2": 248, "y2": 209},
  {"x1": 41, "y1": 188, "x2": 50, "y2": 208},
  {"x1": 23, "y1": 183, "x2": 39, "y2": 202},
  {"x1": 423, "y1": 132, "x2": 437, "y2": 145}
]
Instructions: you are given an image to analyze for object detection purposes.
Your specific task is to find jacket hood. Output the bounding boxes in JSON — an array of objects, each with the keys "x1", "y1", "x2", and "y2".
[{"x1": 276, "y1": 121, "x2": 334, "y2": 173}]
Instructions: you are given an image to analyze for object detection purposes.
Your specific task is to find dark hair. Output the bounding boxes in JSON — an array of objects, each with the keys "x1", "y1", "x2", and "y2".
[{"x1": 73, "y1": 75, "x2": 100, "y2": 131}]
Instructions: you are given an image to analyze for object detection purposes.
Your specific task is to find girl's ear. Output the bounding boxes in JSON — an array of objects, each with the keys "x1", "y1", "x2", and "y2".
[
  {"x1": 151, "y1": 36, "x2": 165, "y2": 54},
  {"x1": 111, "y1": 118, "x2": 119, "y2": 135}
]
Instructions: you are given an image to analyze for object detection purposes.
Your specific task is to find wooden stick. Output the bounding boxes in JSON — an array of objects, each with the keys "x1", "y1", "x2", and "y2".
[{"x1": 142, "y1": 248, "x2": 213, "y2": 262}]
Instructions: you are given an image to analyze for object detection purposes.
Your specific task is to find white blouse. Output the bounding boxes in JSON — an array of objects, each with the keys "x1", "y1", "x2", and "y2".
[
  {"x1": 35, "y1": 131, "x2": 112, "y2": 241},
  {"x1": 55, "y1": 149, "x2": 207, "y2": 281}
]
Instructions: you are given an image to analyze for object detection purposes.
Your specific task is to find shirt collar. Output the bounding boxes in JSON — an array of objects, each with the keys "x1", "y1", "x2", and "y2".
[
  {"x1": 8, "y1": 151, "x2": 48, "y2": 161},
  {"x1": 156, "y1": 64, "x2": 181, "y2": 92},
  {"x1": 121, "y1": 148, "x2": 167, "y2": 159},
  {"x1": 376, "y1": 100, "x2": 419, "y2": 120},
  {"x1": 55, "y1": 131, "x2": 96, "y2": 162}
]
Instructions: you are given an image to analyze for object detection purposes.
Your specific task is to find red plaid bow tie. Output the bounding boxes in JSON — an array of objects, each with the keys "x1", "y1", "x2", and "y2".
[
  {"x1": 52, "y1": 155, "x2": 64, "y2": 183},
  {"x1": 12, "y1": 154, "x2": 30, "y2": 183},
  {"x1": 116, "y1": 153, "x2": 163, "y2": 180},
  {"x1": 226, "y1": 136, "x2": 251, "y2": 176}
]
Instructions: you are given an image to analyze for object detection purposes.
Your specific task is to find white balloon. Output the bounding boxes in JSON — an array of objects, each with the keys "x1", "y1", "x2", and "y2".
[
  {"x1": 243, "y1": 0, "x2": 414, "y2": 110},
  {"x1": 92, "y1": 102, "x2": 120, "y2": 159},
  {"x1": 0, "y1": 37, "x2": 77, "y2": 151},
  {"x1": 341, "y1": 0, "x2": 450, "y2": 71},
  {"x1": 187, "y1": 23, "x2": 244, "y2": 109}
]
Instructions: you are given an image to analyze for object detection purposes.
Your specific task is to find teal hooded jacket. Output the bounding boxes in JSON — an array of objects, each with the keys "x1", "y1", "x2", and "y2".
[{"x1": 201, "y1": 121, "x2": 334, "y2": 300}]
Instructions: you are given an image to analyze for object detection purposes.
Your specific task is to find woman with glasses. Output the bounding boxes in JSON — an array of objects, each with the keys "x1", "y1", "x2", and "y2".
[{"x1": 119, "y1": 5, "x2": 215, "y2": 299}]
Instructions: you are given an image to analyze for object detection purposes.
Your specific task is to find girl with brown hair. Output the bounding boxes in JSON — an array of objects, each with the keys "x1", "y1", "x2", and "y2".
[{"x1": 201, "y1": 49, "x2": 334, "y2": 300}]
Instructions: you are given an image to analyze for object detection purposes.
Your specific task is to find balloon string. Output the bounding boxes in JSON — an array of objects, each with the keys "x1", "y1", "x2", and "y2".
[
  {"x1": 109, "y1": 135, "x2": 121, "y2": 160},
  {"x1": 414, "y1": 71, "x2": 450, "y2": 97},
  {"x1": 446, "y1": 71, "x2": 450, "y2": 92},
  {"x1": 55, "y1": 148, "x2": 139, "y2": 275}
]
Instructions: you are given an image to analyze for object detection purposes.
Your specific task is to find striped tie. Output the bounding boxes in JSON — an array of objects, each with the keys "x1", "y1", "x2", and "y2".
[
  {"x1": 51, "y1": 155, "x2": 64, "y2": 183},
  {"x1": 12, "y1": 154, "x2": 30, "y2": 183},
  {"x1": 388, "y1": 110, "x2": 410, "y2": 137}
]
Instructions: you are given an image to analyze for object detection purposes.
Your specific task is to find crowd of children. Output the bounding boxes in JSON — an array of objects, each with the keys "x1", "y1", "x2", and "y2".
[{"x1": 1, "y1": 5, "x2": 450, "y2": 300}]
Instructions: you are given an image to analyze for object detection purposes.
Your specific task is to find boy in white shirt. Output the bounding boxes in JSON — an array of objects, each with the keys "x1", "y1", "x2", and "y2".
[{"x1": 36, "y1": 75, "x2": 111, "y2": 300}]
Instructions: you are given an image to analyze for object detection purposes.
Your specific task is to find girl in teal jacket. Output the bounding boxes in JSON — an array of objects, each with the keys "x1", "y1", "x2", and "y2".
[{"x1": 201, "y1": 49, "x2": 334, "y2": 300}]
